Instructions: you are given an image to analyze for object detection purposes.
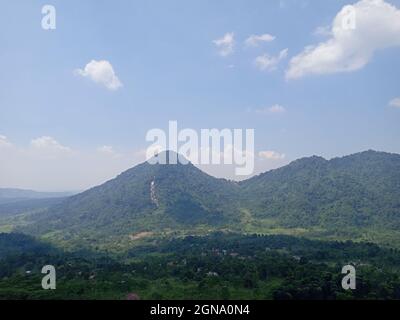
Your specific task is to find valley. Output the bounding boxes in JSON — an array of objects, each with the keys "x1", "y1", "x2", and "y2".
[{"x1": 1, "y1": 232, "x2": 400, "y2": 300}]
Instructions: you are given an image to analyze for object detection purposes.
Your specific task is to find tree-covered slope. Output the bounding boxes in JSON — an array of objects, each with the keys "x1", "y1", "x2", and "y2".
[
  {"x1": 240, "y1": 150, "x2": 400, "y2": 230},
  {"x1": 17, "y1": 150, "x2": 400, "y2": 247},
  {"x1": 22, "y1": 151, "x2": 240, "y2": 238}
]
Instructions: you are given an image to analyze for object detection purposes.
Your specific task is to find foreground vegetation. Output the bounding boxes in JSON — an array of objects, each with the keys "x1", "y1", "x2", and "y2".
[{"x1": 1, "y1": 232, "x2": 400, "y2": 300}]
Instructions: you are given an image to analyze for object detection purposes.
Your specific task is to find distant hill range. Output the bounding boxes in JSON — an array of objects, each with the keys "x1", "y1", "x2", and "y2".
[
  {"x1": 13, "y1": 150, "x2": 400, "y2": 247},
  {"x1": 0, "y1": 188, "x2": 75, "y2": 204},
  {"x1": 0, "y1": 188, "x2": 76, "y2": 217}
]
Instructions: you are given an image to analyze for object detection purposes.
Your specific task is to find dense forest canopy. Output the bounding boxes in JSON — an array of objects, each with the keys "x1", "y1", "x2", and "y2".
[{"x1": 1, "y1": 232, "x2": 400, "y2": 300}]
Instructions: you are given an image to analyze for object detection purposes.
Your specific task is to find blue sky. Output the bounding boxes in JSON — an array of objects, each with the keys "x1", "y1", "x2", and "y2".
[{"x1": 1, "y1": 0, "x2": 400, "y2": 190}]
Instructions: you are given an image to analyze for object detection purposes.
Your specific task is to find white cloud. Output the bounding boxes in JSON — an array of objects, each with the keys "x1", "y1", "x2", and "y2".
[
  {"x1": 269, "y1": 105, "x2": 286, "y2": 113},
  {"x1": 245, "y1": 33, "x2": 276, "y2": 47},
  {"x1": 97, "y1": 145, "x2": 114, "y2": 154},
  {"x1": 213, "y1": 33, "x2": 235, "y2": 57},
  {"x1": 97, "y1": 145, "x2": 121, "y2": 158},
  {"x1": 31, "y1": 136, "x2": 71, "y2": 153},
  {"x1": 255, "y1": 104, "x2": 287, "y2": 115},
  {"x1": 259, "y1": 150, "x2": 286, "y2": 160},
  {"x1": 0, "y1": 135, "x2": 12, "y2": 148},
  {"x1": 75, "y1": 60, "x2": 122, "y2": 90},
  {"x1": 255, "y1": 48, "x2": 288, "y2": 71},
  {"x1": 389, "y1": 97, "x2": 400, "y2": 108},
  {"x1": 286, "y1": 0, "x2": 400, "y2": 79}
]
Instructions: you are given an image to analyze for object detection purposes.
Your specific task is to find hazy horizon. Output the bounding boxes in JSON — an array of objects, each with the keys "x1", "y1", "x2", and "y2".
[{"x1": 0, "y1": 148, "x2": 396, "y2": 193}]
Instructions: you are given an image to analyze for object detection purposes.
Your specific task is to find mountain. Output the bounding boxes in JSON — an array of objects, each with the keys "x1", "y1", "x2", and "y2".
[
  {"x1": 17, "y1": 150, "x2": 400, "y2": 248},
  {"x1": 0, "y1": 197, "x2": 67, "y2": 217},
  {"x1": 0, "y1": 188, "x2": 75, "y2": 218},
  {"x1": 21, "y1": 151, "x2": 241, "y2": 240},
  {"x1": 240, "y1": 150, "x2": 400, "y2": 231},
  {"x1": 0, "y1": 188, "x2": 75, "y2": 205}
]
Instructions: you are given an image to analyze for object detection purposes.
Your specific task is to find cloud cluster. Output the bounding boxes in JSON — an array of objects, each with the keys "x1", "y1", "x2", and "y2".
[
  {"x1": 31, "y1": 136, "x2": 71, "y2": 153},
  {"x1": 213, "y1": 33, "x2": 235, "y2": 57},
  {"x1": 255, "y1": 104, "x2": 287, "y2": 115},
  {"x1": 214, "y1": 32, "x2": 288, "y2": 72},
  {"x1": 389, "y1": 97, "x2": 400, "y2": 108},
  {"x1": 259, "y1": 150, "x2": 286, "y2": 160},
  {"x1": 286, "y1": 0, "x2": 400, "y2": 79},
  {"x1": 0, "y1": 135, "x2": 12, "y2": 148},
  {"x1": 245, "y1": 33, "x2": 276, "y2": 47},
  {"x1": 75, "y1": 60, "x2": 122, "y2": 90},
  {"x1": 255, "y1": 49, "x2": 288, "y2": 71},
  {"x1": 97, "y1": 145, "x2": 121, "y2": 158}
]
